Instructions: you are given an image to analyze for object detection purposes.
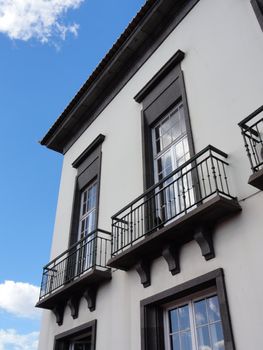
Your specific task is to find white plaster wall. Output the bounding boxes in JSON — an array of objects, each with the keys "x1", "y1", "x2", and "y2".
[{"x1": 39, "y1": 0, "x2": 263, "y2": 349}]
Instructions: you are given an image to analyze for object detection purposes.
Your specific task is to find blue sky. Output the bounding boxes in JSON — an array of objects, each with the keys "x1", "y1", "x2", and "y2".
[{"x1": 0, "y1": 0, "x2": 144, "y2": 348}]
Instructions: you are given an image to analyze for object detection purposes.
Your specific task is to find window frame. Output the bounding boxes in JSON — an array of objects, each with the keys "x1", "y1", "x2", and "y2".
[
  {"x1": 54, "y1": 320, "x2": 96, "y2": 350},
  {"x1": 78, "y1": 180, "x2": 98, "y2": 241},
  {"x1": 135, "y1": 50, "x2": 195, "y2": 191},
  {"x1": 69, "y1": 134, "x2": 105, "y2": 247},
  {"x1": 140, "y1": 269, "x2": 235, "y2": 350},
  {"x1": 163, "y1": 287, "x2": 224, "y2": 350}
]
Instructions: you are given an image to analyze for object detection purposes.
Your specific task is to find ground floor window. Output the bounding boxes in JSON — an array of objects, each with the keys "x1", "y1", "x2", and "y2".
[
  {"x1": 54, "y1": 320, "x2": 96, "y2": 350},
  {"x1": 165, "y1": 291, "x2": 224, "y2": 350},
  {"x1": 140, "y1": 269, "x2": 234, "y2": 350},
  {"x1": 69, "y1": 335, "x2": 92, "y2": 350}
]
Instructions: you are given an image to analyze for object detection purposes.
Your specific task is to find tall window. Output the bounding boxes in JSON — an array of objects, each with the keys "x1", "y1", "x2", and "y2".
[
  {"x1": 152, "y1": 102, "x2": 193, "y2": 222},
  {"x1": 76, "y1": 180, "x2": 98, "y2": 274},
  {"x1": 70, "y1": 134, "x2": 105, "y2": 246},
  {"x1": 166, "y1": 293, "x2": 224, "y2": 350},
  {"x1": 78, "y1": 181, "x2": 97, "y2": 241},
  {"x1": 135, "y1": 51, "x2": 194, "y2": 230},
  {"x1": 69, "y1": 135, "x2": 105, "y2": 277},
  {"x1": 152, "y1": 102, "x2": 189, "y2": 182},
  {"x1": 135, "y1": 51, "x2": 194, "y2": 193}
]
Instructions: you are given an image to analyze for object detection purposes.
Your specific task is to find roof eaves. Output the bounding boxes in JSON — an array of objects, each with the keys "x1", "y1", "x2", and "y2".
[{"x1": 40, "y1": 0, "x2": 159, "y2": 149}]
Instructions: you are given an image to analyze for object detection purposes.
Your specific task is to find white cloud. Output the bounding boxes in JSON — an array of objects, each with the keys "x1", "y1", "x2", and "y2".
[
  {"x1": 0, "y1": 329, "x2": 38, "y2": 350},
  {"x1": 0, "y1": 0, "x2": 84, "y2": 43},
  {"x1": 0, "y1": 281, "x2": 41, "y2": 319}
]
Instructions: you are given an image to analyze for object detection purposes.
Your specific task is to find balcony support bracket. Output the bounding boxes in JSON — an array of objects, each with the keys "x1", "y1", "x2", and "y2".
[
  {"x1": 162, "y1": 244, "x2": 180, "y2": 275},
  {"x1": 52, "y1": 304, "x2": 65, "y2": 326},
  {"x1": 194, "y1": 225, "x2": 215, "y2": 260},
  {"x1": 67, "y1": 295, "x2": 81, "y2": 319},
  {"x1": 135, "y1": 260, "x2": 151, "y2": 288},
  {"x1": 83, "y1": 287, "x2": 97, "y2": 312}
]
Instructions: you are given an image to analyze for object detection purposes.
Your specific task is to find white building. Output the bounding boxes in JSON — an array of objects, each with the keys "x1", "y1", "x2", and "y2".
[{"x1": 37, "y1": 1, "x2": 263, "y2": 349}]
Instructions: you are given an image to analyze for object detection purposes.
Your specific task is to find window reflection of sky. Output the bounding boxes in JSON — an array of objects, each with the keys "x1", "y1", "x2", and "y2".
[{"x1": 168, "y1": 295, "x2": 225, "y2": 350}]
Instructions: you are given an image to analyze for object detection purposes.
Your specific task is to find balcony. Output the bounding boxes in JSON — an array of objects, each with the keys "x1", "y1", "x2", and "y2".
[
  {"x1": 239, "y1": 105, "x2": 263, "y2": 190},
  {"x1": 36, "y1": 229, "x2": 111, "y2": 324},
  {"x1": 108, "y1": 146, "x2": 241, "y2": 286}
]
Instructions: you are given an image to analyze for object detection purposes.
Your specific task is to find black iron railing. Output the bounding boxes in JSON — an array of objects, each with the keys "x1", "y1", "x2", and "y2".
[
  {"x1": 239, "y1": 105, "x2": 263, "y2": 172},
  {"x1": 39, "y1": 229, "x2": 111, "y2": 300},
  {"x1": 112, "y1": 145, "x2": 235, "y2": 255}
]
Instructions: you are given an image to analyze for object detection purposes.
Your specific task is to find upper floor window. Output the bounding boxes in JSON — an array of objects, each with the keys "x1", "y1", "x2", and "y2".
[
  {"x1": 134, "y1": 50, "x2": 194, "y2": 191},
  {"x1": 78, "y1": 181, "x2": 98, "y2": 241},
  {"x1": 71, "y1": 134, "x2": 105, "y2": 246},
  {"x1": 135, "y1": 50, "x2": 194, "y2": 226},
  {"x1": 152, "y1": 102, "x2": 190, "y2": 183},
  {"x1": 152, "y1": 102, "x2": 191, "y2": 222}
]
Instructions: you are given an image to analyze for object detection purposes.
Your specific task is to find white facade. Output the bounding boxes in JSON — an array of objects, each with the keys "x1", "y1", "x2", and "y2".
[{"x1": 38, "y1": 1, "x2": 263, "y2": 349}]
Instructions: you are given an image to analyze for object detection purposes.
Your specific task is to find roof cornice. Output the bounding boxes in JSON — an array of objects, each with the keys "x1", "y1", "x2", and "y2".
[{"x1": 41, "y1": 0, "x2": 199, "y2": 154}]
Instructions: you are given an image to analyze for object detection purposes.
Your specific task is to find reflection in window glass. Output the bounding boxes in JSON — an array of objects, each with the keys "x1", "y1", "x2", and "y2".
[
  {"x1": 196, "y1": 325, "x2": 211, "y2": 349},
  {"x1": 194, "y1": 299, "x2": 208, "y2": 326},
  {"x1": 167, "y1": 295, "x2": 225, "y2": 350},
  {"x1": 152, "y1": 102, "x2": 192, "y2": 224},
  {"x1": 70, "y1": 339, "x2": 92, "y2": 350},
  {"x1": 79, "y1": 181, "x2": 97, "y2": 240},
  {"x1": 178, "y1": 305, "x2": 190, "y2": 331},
  {"x1": 194, "y1": 296, "x2": 225, "y2": 350}
]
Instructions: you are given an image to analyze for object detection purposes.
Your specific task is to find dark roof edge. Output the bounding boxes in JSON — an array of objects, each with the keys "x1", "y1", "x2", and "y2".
[
  {"x1": 40, "y1": 0, "x2": 160, "y2": 150},
  {"x1": 41, "y1": 0, "x2": 200, "y2": 154}
]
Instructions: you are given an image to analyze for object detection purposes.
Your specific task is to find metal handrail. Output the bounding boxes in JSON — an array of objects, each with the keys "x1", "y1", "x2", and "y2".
[
  {"x1": 111, "y1": 145, "x2": 236, "y2": 256},
  {"x1": 43, "y1": 229, "x2": 111, "y2": 269},
  {"x1": 39, "y1": 229, "x2": 111, "y2": 299},
  {"x1": 238, "y1": 106, "x2": 263, "y2": 172},
  {"x1": 112, "y1": 145, "x2": 228, "y2": 219},
  {"x1": 238, "y1": 105, "x2": 263, "y2": 127}
]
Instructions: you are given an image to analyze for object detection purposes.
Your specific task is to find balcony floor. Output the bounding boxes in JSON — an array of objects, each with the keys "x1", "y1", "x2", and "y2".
[
  {"x1": 248, "y1": 168, "x2": 263, "y2": 190},
  {"x1": 36, "y1": 268, "x2": 111, "y2": 310},
  {"x1": 107, "y1": 195, "x2": 241, "y2": 270}
]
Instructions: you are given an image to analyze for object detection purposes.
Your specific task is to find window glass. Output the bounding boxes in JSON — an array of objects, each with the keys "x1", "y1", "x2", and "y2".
[
  {"x1": 152, "y1": 102, "x2": 191, "y2": 223},
  {"x1": 78, "y1": 181, "x2": 97, "y2": 240},
  {"x1": 153, "y1": 103, "x2": 187, "y2": 158},
  {"x1": 168, "y1": 304, "x2": 191, "y2": 350},
  {"x1": 167, "y1": 295, "x2": 225, "y2": 350},
  {"x1": 69, "y1": 337, "x2": 92, "y2": 350}
]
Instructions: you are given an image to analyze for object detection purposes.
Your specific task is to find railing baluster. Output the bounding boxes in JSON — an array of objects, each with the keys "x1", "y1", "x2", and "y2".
[
  {"x1": 185, "y1": 169, "x2": 191, "y2": 207},
  {"x1": 141, "y1": 204, "x2": 144, "y2": 238},
  {"x1": 216, "y1": 158, "x2": 223, "y2": 192},
  {"x1": 111, "y1": 146, "x2": 234, "y2": 259},
  {"x1": 205, "y1": 158, "x2": 212, "y2": 194},
  {"x1": 248, "y1": 129, "x2": 258, "y2": 170},
  {"x1": 242, "y1": 131, "x2": 254, "y2": 171},
  {"x1": 39, "y1": 229, "x2": 111, "y2": 300},
  {"x1": 130, "y1": 207, "x2": 133, "y2": 246},
  {"x1": 200, "y1": 161, "x2": 206, "y2": 198},
  {"x1": 239, "y1": 110, "x2": 263, "y2": 172},
  {"x1": 210, "y1": 150, "x2": 218, "y2": 193}
]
